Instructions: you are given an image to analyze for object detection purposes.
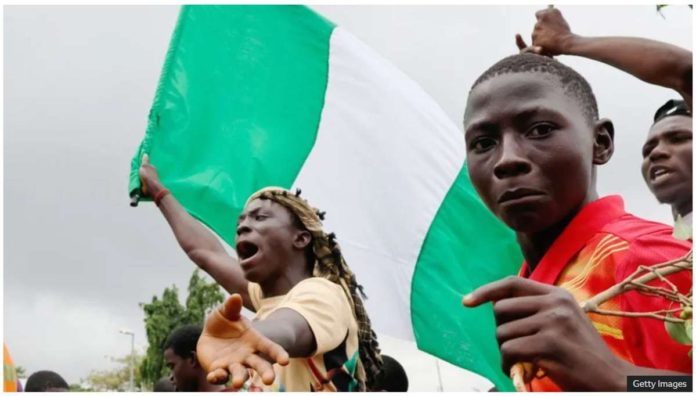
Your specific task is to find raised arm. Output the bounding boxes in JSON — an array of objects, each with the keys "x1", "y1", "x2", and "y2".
[
  {"x1": 138, "y1": 154, "x2": 253, "y2": 310},
  {"x1": 517, "y1": 7, "x2": 692, "y2": 108}
]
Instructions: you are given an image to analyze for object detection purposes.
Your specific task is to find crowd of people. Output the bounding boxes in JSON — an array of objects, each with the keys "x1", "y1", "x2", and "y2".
[{"x1": 5, "y1": 6, "x2": 691, "y2": 392}]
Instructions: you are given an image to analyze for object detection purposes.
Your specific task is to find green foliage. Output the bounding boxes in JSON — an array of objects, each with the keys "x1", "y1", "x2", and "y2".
[
  {"x1": 85, "y1": 353, "x2": 144, "y2": 391},
  {"x1": 183, "y1": 268, "x2": 227, "y2": 324},
  {"x1": 665, "y1": 304, "x2": 692, "y2": 358},
  {"x1": 139, "y1": 269, "x2": 224, "y2": 388},
  {"x1": 68, "y1": 383, "x2": 95, "y2": 392},
  {"x1": 666, "y1": 318, "x2": 692, "y2": 345},
  {"x1": 14, "y1": 365, "x2": 26, "y2": 379},
  {"x1": 68, "y1": 383, "x2": 93, "y2": 392},
  {"x1": 668, "y1": 220, "x2": 692, "y2": 356}
]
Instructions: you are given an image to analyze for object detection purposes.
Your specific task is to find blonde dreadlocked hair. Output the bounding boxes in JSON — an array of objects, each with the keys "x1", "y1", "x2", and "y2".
[{"x1": 246, "y1": 187, "x2": 383, "y2": 391}]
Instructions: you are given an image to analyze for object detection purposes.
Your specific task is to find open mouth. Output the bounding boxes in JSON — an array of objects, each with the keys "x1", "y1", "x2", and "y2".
[
  {"x1": 650, "y1": 166, "x2": 672, "y2": 181},
  {"x1": 236, "y1": 240, "x2": 259, "y2": 261}
]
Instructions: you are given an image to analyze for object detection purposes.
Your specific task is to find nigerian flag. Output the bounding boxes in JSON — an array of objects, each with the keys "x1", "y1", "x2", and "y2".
[{"x1": 129, "y1": 5, "x2": 522, "y2": 391}]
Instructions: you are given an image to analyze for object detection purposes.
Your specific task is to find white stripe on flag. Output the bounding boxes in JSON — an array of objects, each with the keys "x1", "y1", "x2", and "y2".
[{"x1": 291, "y1": 27, "x2": 465, "y2": 340}]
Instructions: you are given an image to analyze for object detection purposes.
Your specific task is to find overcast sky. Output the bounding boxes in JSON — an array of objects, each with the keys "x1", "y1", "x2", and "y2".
[{"x1": 4, "y1": 4, "x2": 692, "y2": 391}]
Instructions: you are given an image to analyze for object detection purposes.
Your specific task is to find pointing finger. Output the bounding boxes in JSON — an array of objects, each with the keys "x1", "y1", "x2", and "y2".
[{"x1": 463, "y1": 277, "x2": 553, "y2": 307}]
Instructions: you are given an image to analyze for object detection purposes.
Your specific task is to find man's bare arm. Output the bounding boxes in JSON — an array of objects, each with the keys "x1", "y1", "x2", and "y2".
[
  {"x1": 518, "y1": 7, "x2": 692, "y2": 108},
  {"x1": 139, "y1": 154, "x2": 253, "y2": 310},
  {"x1": 253, "y1": 308, "x2": 317, "y2": 358}
]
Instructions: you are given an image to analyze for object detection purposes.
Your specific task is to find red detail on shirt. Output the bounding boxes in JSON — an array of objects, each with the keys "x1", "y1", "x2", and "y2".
[{"x1": 516, "y1": 196, "x2": 692, "y2": 391}]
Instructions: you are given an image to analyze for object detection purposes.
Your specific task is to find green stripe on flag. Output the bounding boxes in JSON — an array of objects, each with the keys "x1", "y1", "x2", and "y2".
[
  {"x1": 411, "y1": 164, "x2": 523, "y2": 392},
  {"x1": 129, "y1": 5, "x2": 335, "y2": 243},
  {"x1": 131, "y1": 5, "x2": 526, "y2": 389}
]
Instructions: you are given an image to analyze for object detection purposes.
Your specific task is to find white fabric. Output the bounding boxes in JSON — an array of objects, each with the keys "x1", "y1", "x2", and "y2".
[{"x1": 291, "y1": 27, "x2": 464, "y2": 340}]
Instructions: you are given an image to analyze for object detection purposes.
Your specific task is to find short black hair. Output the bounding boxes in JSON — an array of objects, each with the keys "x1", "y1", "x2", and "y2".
[
  {"x1": 469, "y1": 53, "x2": 599, "y2": 125},
  {"x1": 372, "y1": 355, "x2": 408, "y2": 392},
  {"x1": 163, "y1": 324, "x2": 202, "y2": 359},
  {"x1": 654, "y1": 99, "x2": 691, "y2": 123},
  {"x1": 25, "y1": 370, "x2": 69, "y2": 392}
]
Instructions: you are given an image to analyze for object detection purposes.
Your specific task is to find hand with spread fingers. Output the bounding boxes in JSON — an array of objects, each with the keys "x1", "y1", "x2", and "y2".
[
  {"x1": 515, "y1": 7, "x2": 574, "y2": 57},
  {"x1": 197, "y1": 294, "x2": 290, "y2": 389},
  {"x1": 463, "y1": 276, "x2": 629, "y2": 391}
]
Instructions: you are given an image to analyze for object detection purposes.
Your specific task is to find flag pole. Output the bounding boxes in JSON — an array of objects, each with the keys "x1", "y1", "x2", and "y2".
[
  {"x1": 130, "y1": 191, "x2": 141, "y2": 207},
  {"x1": 435, "y1": 359, "x2": 444, "y2": 392}
]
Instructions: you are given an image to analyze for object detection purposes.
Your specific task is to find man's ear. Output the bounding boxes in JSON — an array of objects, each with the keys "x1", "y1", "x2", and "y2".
[
  {"x1": 190, "y1": 351, "x2": 200, "y2": 368},
  {"x1": 293, "y1": 230, "x2": 312, "y2": 250},
  {"x1": 593, "y1": 118, "x2": 614, "y2": 165}
]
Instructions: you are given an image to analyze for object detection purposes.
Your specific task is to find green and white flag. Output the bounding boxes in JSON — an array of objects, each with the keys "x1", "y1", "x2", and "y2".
[{"x1": 130, "y1": 5, "x2": 522, "y2": 391}]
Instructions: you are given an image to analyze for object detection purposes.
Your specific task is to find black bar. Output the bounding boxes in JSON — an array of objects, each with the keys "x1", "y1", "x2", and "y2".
[{"x1": 628, "y1": 376, "x2": 692, "y2": 392}]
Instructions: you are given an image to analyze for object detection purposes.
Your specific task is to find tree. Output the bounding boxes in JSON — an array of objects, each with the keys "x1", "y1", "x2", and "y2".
[
  {"x1": 139, "y1": 269, "x2": 225, "y2": 388},
  {"x1": 68, "y1": 383, "x2": 93, "y2": 392},
  {"x1": 84, "y1": 353, "x2": 144, "y2": 391},
  {"x1": 14, "y1": 365, "x2": 26, "y2": 379}
]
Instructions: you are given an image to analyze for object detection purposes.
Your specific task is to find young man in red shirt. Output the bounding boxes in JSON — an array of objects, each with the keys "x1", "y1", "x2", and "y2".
[{"x1": 462, "y1": 53, "x2": 691, "y2": 391}]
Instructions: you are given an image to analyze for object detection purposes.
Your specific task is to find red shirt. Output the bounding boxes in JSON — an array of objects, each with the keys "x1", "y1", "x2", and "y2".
[{"x1": 518, "y1": 196, "x2": 692, "y2": 391}]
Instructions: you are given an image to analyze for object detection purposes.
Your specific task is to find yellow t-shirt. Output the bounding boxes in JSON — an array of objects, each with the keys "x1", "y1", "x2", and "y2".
[{"x1": 246, "y1": 277, "x2": 362, "y2": 392}]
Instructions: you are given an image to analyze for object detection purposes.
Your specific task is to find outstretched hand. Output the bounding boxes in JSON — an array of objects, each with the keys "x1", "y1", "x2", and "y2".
[
  {"x1": 515, "y1": 7, "x2": 575, "y2": 57},
  {"x1": 197, "y1": 294, "x2": 290, "y2": 389},
  {"x1": 463, "y1": 276, "x2": 628, "y2": 391},
  {"x1": 138, "y1": 153, "x2": 164, "y2": 197}
]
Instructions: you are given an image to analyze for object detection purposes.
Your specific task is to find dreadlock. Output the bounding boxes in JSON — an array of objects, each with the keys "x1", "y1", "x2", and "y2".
[{"x1": 246, "y1": 187, "x2": 383, "y2": 391}]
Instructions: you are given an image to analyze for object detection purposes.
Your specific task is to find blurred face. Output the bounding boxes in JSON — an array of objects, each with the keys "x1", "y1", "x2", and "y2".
[
  {"x1": 163, "y1": 348, "x2": 198, "y2": 392},
  {"x1": 465, "y1": 73, "x2": 600, "y2": 232},
  {"x1": 236, "y1": 199, "x2": 305, "y2": 283},
  {"x1": 641, "y1": 115, "x2": 692, "y2": 215}
]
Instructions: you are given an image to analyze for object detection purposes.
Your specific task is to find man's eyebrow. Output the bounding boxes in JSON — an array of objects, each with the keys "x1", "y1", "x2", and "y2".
[
  {"x1": 642, "y1": 137, "x2": 657, "y2": 152},
  {"x1": 514, "y1": 108, "x2": 540, "y2": 122},
  {"x1": 663, "y1": 128, "x2": 693, "y2": 136},
  {"x1": 237, "y1": 207, "x2": 260, "y2": 222},
  {"x1": 512, "y1": 106, "x2": 562, "y2": 123},
  {"x1": 465, "y1": 107, "x2": 561, "y2": 136},
  {"x1": 643, "y1": 130, "x2": 692, "y2": 152},
  {"x1": 465, "y1": 120, "x2": 496, "y2": 137}
]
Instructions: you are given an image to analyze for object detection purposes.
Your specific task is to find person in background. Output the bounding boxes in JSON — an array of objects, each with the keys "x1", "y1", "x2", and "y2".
[
  {"x1": 24, "y1": 371, "x2": 69, "y2": 392},
  {"x1": 641, "y1": 99, "x2": 692, "y2": 225},
  {"x1": 163, "y1": 325, "x2": 223, "y2": 392},
  {"x1": 371, "y1": 355, "x2": 408, "y2": 392},
  {"x1": 153, "y1": 376, "x2": 176, "y2": 392}
]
